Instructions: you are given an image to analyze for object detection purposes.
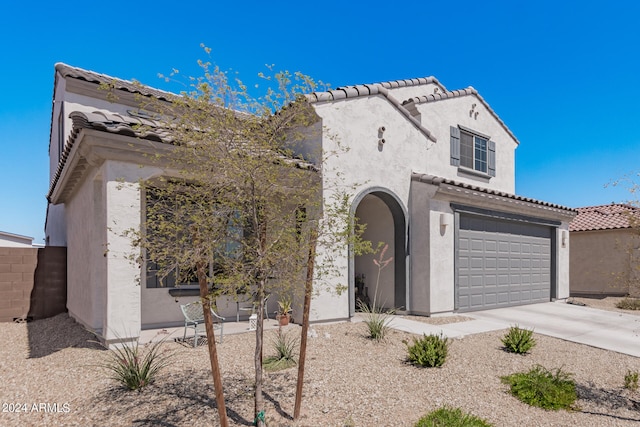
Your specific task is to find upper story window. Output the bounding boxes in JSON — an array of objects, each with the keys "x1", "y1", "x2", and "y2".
[{"x1": 450, "y1": 126, "x2": 495, "y2": 177}]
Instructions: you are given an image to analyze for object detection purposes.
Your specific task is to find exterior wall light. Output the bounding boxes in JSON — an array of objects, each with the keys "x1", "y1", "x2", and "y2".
[{"x1": 440, "y1": 213, "x2": 451, "y2": 228}]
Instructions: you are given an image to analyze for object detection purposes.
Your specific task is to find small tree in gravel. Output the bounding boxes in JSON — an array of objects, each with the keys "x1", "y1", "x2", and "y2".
[{"x1": 121, "y1": 47, "x2": 368, "y2": 426}]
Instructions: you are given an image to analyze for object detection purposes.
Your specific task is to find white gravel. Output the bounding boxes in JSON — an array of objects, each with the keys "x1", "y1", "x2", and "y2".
[{"x1": 1, "y1": 299, "x2": 640, "y2": 426}]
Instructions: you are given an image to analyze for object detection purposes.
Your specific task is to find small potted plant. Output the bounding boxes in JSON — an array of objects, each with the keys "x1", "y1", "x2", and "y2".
[{"x1": 276, "y1": 296, "x2": 293, "y2": 326}]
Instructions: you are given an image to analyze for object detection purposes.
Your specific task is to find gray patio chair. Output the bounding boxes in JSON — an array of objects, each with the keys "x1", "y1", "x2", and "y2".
[
  {"x1": 180, "y1": 302, "x2": 225, "y2": 347},
  {"x1": 236, "y1": 294, "x2": 270, "y2": 322}
]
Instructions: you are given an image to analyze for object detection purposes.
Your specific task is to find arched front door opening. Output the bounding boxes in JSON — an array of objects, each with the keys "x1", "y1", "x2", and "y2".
[{"x1": 350, "y1": 189, "x2": 407, "y2": 316}]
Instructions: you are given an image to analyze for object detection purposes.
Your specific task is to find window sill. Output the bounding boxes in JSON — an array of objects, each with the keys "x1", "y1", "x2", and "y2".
[
  {"x1": 457, "y1": 166, "x2": 492, "y2": 182},
  {"x1": 168, "y1": 286, "x2": 200, "y2": 297}
]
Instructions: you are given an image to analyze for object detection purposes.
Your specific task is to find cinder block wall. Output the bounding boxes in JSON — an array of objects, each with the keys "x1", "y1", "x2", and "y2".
[{"x1": 0, "y1": 247, "x2": 38, "y2": 322}]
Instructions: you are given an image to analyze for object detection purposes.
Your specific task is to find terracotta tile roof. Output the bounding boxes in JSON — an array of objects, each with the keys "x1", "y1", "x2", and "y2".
[
  {"x1": 412, "y1": 173, "x2": 576, "y2": 215},
  {"x1": 570, "y1": 204, "x2": 640, "y2": 231},
  {"x1": 55, "y1": 63, "x2": 176, "y2": 101}
]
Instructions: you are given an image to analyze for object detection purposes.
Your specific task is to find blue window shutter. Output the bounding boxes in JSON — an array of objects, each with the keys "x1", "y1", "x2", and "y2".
[
  {"x1": 450, "y1": 126, "x2": 460, "y2": 166},
  {"x1": 488, "y1": 140, "x2": 496, "y2": 177}
]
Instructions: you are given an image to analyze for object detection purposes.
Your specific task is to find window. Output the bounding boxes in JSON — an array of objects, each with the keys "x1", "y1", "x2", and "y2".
[
  {"x1": 450, "y1": 126, "x2": 495, "y2": 177},
  {"x1": 144, "y1": 186, "x2": 243, "y2": 289}
]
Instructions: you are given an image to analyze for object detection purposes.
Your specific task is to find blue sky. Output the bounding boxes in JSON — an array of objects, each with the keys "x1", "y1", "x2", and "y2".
[{"x1": 1, "y1": 1, "x2": 639, "y2": 244}]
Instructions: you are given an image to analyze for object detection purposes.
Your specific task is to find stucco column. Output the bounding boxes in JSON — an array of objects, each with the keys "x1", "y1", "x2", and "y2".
[
  {"x1": 102, "y1": 160, "x2": 161, "y2": 345},
  {"x1": 555, "y1": 224, "x2": 571, "y2": 300}
]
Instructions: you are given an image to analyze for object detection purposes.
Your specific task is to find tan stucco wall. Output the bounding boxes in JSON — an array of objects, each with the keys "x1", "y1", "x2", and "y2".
[{"x1": 570, "y1": 229, "x2": 640, "y2": 297}]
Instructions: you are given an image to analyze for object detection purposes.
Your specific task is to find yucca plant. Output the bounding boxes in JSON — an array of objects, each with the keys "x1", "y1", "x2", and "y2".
[
  {"x1": 100, "y1": 337, "x2": 173, "y2": 391},
  {"x1": 263, "y1": 329, "x2": 298, "y2": 371},
  {"x1": 501, "y1": 325, "x2": 536, "y2": 354}
]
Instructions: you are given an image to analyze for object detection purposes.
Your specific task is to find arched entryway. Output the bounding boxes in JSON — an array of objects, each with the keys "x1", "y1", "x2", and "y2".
[{"x1": 350, "y1": 188, "x2": 407, "y2": 316}]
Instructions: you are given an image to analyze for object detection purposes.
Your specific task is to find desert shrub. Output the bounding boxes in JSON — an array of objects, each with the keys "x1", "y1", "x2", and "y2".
[
  {"x1": 501, "y1": 325, "x2": 536, "y2": 354},
  {"x1": 624, "y1": 370, "x2": 639, "y2": 391},
  {"x1": 405, "y1": 333, "x2": 449, "y2": 367},
  {"x1": 101, "y1": 338, "x2": 173, "y2": 391},
  {"x1": 616, "y1": 298, "x2": 640, "y2": 310},
  {"x1": 359, "y1": 300, "x2": 394, "y2": 342},
  {"x1": 414, "y1": 406, "x2": 493, "y2": 427},
  {"x1": 263, "y1": 329, "x2": 298, "y2": 371},
  {"x1": 501, "y1": 365, "x2": 576, "y2": 410}
]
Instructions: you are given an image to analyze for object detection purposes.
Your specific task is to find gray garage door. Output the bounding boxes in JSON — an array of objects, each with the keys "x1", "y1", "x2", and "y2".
[{"x1": 457, "y1": 214, "x2": 552, "y2": 312}]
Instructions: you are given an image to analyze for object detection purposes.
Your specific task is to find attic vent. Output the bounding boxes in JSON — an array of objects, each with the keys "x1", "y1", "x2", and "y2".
[{"x1": 401, "y1": 99, "x2": 421, "y2": 123}]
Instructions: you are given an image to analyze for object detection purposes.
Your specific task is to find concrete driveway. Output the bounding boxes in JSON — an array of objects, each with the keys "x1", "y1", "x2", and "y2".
[{"x1": 386, "y1": 301, "x2": 640, "y2": 357}]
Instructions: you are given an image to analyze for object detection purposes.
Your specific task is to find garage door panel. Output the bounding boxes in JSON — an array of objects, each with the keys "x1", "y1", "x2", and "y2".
[
  {"x1": 470, "y1": 257, "x2": 484, "y2": 269},
  {"x1": 457, "y1": 214, "x2": 552, "y2": 312},
  {"x1": 470, "y1": 294, "x2": 484, "y2": 307}
]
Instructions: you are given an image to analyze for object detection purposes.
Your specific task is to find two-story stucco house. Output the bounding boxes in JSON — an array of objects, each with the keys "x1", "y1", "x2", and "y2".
[{"x1": 45, "y1": 64, "x2": 575, "y2": 345}]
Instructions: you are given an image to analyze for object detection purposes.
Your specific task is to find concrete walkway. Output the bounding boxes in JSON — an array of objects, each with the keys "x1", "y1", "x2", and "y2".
[
  {"x1": 139, "y1": 317, "x2": 292, "y2": 344},
  {"x1": 142, "y1": 301, "x2": 640, "y2": 357},
  {"x1": 385, "y1": 301, "x2": 640, "y2": 357}
]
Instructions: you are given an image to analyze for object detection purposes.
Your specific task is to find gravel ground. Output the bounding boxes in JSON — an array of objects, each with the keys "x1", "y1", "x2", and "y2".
[{"x1": 1, "y1": 299, "x2": 640, "y2": 427}]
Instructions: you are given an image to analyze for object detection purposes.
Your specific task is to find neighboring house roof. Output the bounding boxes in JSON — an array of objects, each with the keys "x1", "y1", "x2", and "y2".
[
  {"x1": 306, "y1": 77, "x2": 519, "y2": 145},
  {"x1": 412, "y1": 173, "x2": 576, "y2": 215},
  {"x1": 0, "y1": 231, "x2": 34, "y2": 241},
  {"x1": 55, "y1": 63, "x2": 176, "y2": 101},
  {"x1": 0, "y1": 231, "x2": 34, "y2": 247},
  {"x1": 570, "y1": 204, "x2": 640, "y2": 231}
]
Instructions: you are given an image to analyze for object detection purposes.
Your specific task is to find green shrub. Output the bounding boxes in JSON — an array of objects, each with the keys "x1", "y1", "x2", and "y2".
[
  {"x1": 501, "y1": 365, "x2": 576, "y2": 410},
  {"x1": 616, "y1": 298, "x2": 640, "y2": 310},
  {"x1": 624, "y1": 370, "x2": 639, "y2": 391},
  {"x1": 101, "y1": 338, "x2": 173, "y2": 391},
  {"x1": 501, "y1": 325, "x2": 536, "y2": 354},
  {"x1": 414, "y1": 406, "x2": 493, "y2": 427},
  {"x1": 263, "y1": 329, "x2": 298, "y2": 371},
  {"x1": 359, "y1": 300, "x2": 393, "y2": 342},
  {"x1": 405, "y1": 333, "x2": 449, "y2": 367}
]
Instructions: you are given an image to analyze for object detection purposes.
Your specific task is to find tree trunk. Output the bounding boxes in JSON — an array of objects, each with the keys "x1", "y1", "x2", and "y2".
[
  {"x1": 197, "y1": 262, "x2": 229, "y2": 427},
  {"x1": 294, "y1": 228, "x2": 318, "y2": 420},
  {"x1": 254, "y1": 280, "x2": 266, "y2": 427}
]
